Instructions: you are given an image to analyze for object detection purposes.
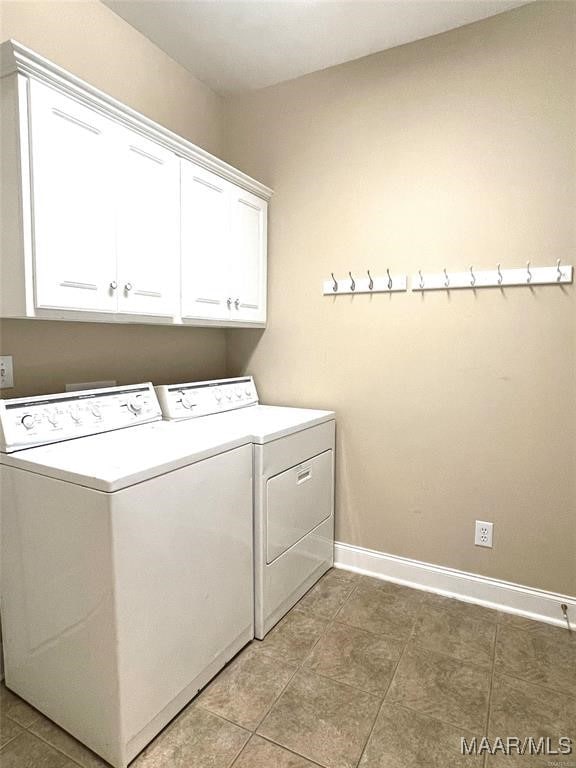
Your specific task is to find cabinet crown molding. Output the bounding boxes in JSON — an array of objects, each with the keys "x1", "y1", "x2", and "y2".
[{"x1": 0, "y1": 39, "x2": 273, "y2": 201}]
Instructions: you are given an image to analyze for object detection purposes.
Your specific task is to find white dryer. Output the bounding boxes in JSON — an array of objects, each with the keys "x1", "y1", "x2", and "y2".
[
  {"x1": 0, "y1": 383, "x2": 253, "y2": 767},
  {"x1": 155, "y1": 377, "x2": 336, "y2": 638}
]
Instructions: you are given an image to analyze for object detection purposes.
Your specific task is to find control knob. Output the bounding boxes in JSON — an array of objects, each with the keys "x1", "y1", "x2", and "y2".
[
  {"x1": 69, "y1": 406, "x2": 81, "y2": 423},
  {"x1": 214, "y1": 388, "x2": 222, "y2": 402},
  {"x1": 46, "y1": 409, "x2": 59, "y2": 426},
  {"x1": 91, "y1": 403, "x2": 102, "y2": 419},
  {"x1": 21, "y1": 414, "x2": 35, "y2": 430},
  {"x1": 127, "y1": 396, "x2": 143, "y2": 415},
  {"x1": 181, "y1": 393, "x2": 196, "y2": 410}
]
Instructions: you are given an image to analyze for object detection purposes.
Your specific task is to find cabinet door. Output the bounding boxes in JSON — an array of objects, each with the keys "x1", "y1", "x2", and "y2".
[
  {"x1": 28, "y1": 81, "x2": 117, "y2": 312},
  {"x1": 229, "y1": 188, "x2": 267, "y2": 324},
  {"x1": 180, "y1": 161, "x2": 231, "y2": 321},
  {"x1": 115, "y1": 129, "x2": 179, "y2": 317}
]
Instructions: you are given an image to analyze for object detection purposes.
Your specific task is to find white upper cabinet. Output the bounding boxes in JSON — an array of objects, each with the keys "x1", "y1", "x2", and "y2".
[
  {"x1": 180, "y1": 161, "x2": 267, "y2": 324},
  {"x1": 115, "y1": 128, "x2": 179, "y2": 317},
  {"x1": 0, "y1": 40, "x2": 272, "y2": 327},
  {"x1": 180, "y1": 162, "x2": 231, "y2": 321},
  {"x1": 28, "y1": 80, "x2": 117, "y2": 313},
  {"x1": 229, "y1": 189, "x2": 267, "y2": 324}
]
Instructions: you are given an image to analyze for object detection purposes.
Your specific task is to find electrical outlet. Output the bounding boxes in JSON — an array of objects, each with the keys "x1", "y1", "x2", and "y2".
[
  {"x1": 0, "y1": 356, "x2": 14, "y2": 389},
  {"x1": 475, "y1": 520, "x2": 493, "y2": 548}
]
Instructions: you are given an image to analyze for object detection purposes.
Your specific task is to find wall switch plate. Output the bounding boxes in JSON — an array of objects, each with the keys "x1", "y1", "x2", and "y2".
[
  {"x1": 0, "y1": 356, "x2": 14, "y2": 389},
  {"x1": 475, "y1": 520, "x2": 493, "y2": 548}
]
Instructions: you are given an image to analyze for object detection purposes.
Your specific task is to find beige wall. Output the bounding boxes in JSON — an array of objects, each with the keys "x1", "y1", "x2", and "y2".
[
  {"x1": 0, "y1": 0, "x2": 224, "y2": 153},
  {"x1": 1, "y1": 320, "x2": 226, "y2": 396},
  {"x1": 224, "y1": 2, "x2": 576, "y2": 595},
  {"x1": 0, "y1": 1, "x2": 574, "y2": 596},
  {"x1": 0, "y1": 0, "x2": 227, "y2": 396}
]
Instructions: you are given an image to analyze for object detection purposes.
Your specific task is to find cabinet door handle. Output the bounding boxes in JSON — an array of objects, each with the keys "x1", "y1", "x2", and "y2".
[
  {"x1": 125, "y1": 282, "x2": 133, "y2": 292},
  {"x1": 234, "y1": 298, "x2": 240, "y2": 309},
  {"x1": 109, "y1": 281, "x2": 117, "y2": 290},
  {"x1": 59, "y1": 280, "x2": 97, "y2": 291}
]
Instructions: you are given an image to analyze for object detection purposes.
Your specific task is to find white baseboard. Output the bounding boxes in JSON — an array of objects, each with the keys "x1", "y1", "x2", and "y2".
[{"x1": 334, "y1": 541, "x2": 576, "y2": 629}]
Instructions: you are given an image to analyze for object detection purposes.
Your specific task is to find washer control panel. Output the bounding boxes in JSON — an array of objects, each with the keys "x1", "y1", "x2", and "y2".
[
  {"x1": 0, "y1": 383, "x2": 162, "y2": 453},
  {"x1": 155, "y1": 377, "x2": 259, "y2": 420}
]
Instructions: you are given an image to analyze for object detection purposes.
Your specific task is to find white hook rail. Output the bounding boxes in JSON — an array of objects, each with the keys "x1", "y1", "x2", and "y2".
[
  {"x1": 323, "y1": 270, "x2": 407, "y2": 295},
  {"x1": 412, "y1": 261, "x2": 573, "y2": 291}
]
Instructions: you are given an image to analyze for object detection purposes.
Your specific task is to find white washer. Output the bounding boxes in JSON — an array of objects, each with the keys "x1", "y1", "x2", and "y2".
[
  {"x1": 155, "y1": 377, "x2": 336, "y2": 638},
  {"x1": 0, "y1": 383, "x2": 254, "y2": 768}
]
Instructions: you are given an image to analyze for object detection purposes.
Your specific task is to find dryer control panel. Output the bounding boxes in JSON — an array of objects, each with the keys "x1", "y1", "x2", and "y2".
[
  {"x1": 156, "y1": 377, "x2": 259, "y2": 420},
  {"x1": 0, "y1": 383, "x2": 162, "y2": 453}
]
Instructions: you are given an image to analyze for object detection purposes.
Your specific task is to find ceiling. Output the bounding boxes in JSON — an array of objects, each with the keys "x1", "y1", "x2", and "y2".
[{"x1": 103, "y1": 0, "x2": 529, "y2": 95}]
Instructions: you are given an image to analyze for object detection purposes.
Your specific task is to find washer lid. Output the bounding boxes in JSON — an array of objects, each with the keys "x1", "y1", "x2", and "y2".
[{"x1": 0, "y1": 419, "x2": 251, "y2": 492}]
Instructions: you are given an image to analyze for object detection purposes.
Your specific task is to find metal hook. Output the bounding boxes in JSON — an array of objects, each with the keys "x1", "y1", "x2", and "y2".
[
  {"x1": 443, "y1": 268, "x2": 450, "y2": 288},
  {"x1": 556, "y1": 259, "x2": 563, "y2": 282},
  {"x1": 526, "y1": 261, "x2": 532, "y2": 284},
  {"x1": 367, "y1": 270, "x2": 374, "y2": 290},
  {"x1": 331, "y1": 272, "x2": 338, "y2": 293},
  {"x1": 349, "y1": 272, "x2": 356, "y2": 292},
  {"x1": 386, "y1": 268, "x2": 393, "y2": 290},
  {"x1": 470, "y1": 265, "x2": 476, "y2": 287},
  {"x1": 418, "y1": 270, "x2": 424, "y2": 290},
  {"x1": 497, "y1": 263, "x2": 503, "y2": 285}
]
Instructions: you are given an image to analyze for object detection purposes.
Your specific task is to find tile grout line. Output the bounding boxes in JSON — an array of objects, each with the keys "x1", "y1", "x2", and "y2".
[
  {"x1": 497, "y1": 620, "x2": 576, "y2": 642},
  {"x1": 352, "y1": 588, "x2": 497, "y2": 765},
  {"x1": 353, "y1": 609, "x2": 420, "y2": 767},
  {"x1": 487, "y1": 669, "x2": 576, "y2": 701},
  {"x1": 166, "y1": 706, "x2": 253, "y2": 768},
  {"x1": 372, "y1": 695, "x2": 491, "y2": 737},
  {"x1": 294, "y1": 580, "x2": 361, "y2": 625},
  {"x1": 0, "y1": 714, "x2": 26, "y2": 752},
  {"x1": 24, "y1": 712, "x2": 105, "y2": 768},
  {"x1": 252, "y1": 613, "x2": 332, "y2": 667},
  {"x1": 285, "y1": 573, "x2": 508, "y2": 766},
  {"x1": 0, "y1": 698, "x2": 85, "y2": 767},
  {"x1": 290, "y1": 577, "x2": 369, "y2": 681},
  {"x1": 488, "y1": 618, "x2": 576, "y2": 699},
  {"x1": 379, "y1": 700, "x2": 488, "y2": 739},
  {"x1": 251, "y1": 731, "x2": 331, "y2": 767},
  {"x1": 193, "y1": 702, "x2": 255, "y2": 738},
  {"x1": 8, "y1": 571, "x2": 574, "y2": 768},
  {"x1": 255, "y1": 734, "x2": 328, "y2": 768},
  {"x1": 341, "y1": 586, "x2": 574, "y2": 696},
  {"x1": 11, "y1": 726, "x2": 85, "y2": 768},
  {"x1": 397, "y1": 635, "x2": 495, "y2": 672},
  {"x1": 294, "y1": 664, "x2": 385, "y2": 700},
  {"x1": 231, "y1": 573, "x2": 363, "y2": 767},
  {"x1": 482, "y1": 623, "x2": 500, "y2": 768},
  {"x1": 201, "y1": 572, "x2": 354, "y2": 763},
  {"x1": 331, "y1": 615, "x2": 413, "y2": 645},
  {"x1": 251, "y1": 584, "x2": 345, "y2": 735},
  {"x1": 222, "y1": 723, "x2": 253, "y2": 768},
  {"x1": 228, "y1": 736, "x2": 249, "y2": 768},
  {"x1": 250, "y1": 615, "x2": 334, "y2": 736},
  {"x1": 388, "y1": 597, "x2": 497, "y2": 735}
]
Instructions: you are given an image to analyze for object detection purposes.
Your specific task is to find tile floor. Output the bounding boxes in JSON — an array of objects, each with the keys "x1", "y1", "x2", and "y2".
[{"x1": 1, "y1": 569, "x2": 574, "y2": 768}]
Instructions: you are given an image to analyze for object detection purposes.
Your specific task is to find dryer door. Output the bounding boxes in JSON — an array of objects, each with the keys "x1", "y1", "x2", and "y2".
[{"x1": 266, "y1": 449, "x2": 333, "y2": 563}]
